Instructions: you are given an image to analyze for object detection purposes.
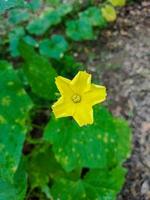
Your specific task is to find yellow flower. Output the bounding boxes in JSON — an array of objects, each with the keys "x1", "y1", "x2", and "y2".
[
  {"x1": 108, "y1": 0, "x2": 126, "y2": 7},
  {"x1": 101, "y1": 5, "x2": 117, "y2": 22},
  {"x1": 52, "y1": 71, "x2": 106, "y2": 127}
]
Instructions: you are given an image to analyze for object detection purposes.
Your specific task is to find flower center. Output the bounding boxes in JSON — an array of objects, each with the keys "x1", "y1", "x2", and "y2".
[{"x1": 71, "y1": 94, "x2": 81, "y2": 103}]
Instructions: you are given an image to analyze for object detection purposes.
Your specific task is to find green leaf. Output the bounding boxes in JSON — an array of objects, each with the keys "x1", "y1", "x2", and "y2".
[
  {"x1": 27, "y1": 145, "x2": 65, "y2": 189},
  {"x1": 66, "y1": 18, "x2": 94, "y2": 41},
  {"x1": 0, "y1": 159, "x2": 27, "y2": 200},
  {"x1": 19, "y1": 41, "x2": 57, "y2": 100},
  {"x1": 44, "y1": 106, "x2": 131, "y2": 171},
  {"x1": 113, "y1": 117, "x2": 132, "y2": 162},
  {"x1": 51, "y1": 166, "x2": 126, "y2": 200},
  {"x1": 79, "y1": 7, "x2": 107, "y2": 28},
  {"x1": 0, "y1": 0, "x2": 24, "y2": 14},
  {"x1": 0, "y1": 61, "x2": 33, "y2": 182},
  {"x1": 26, "y1": 9, "x2": 61, "y2": 35},
  {"x1": 52, "y1": 179, "x2": 85, "y2": 200},
  {"x1": 8, "y1": 27, "x2": 25, "y2": 57},
  {"x1": 52, "y1": 54, "x2": 83, "y2": 77},
  {"x1": 39, "y1": 35, "x2": 68, "y2": 59},
  {"x1": 23, "y1": 35, "x2": 38, "y2": 47},
  {"x1": 8, "y1": 8, "x2": 30, "y2": 24},
  {"x1": 83, "y1": 166, "x2": 126, "y2": 200},
  {"x1": 26, "y1": 4, "x2": 72, "y2": 36},
  {"x1": 56, "y1": 3, "x2": 73, "y2": 17},
  {"x1": 25, "y1": 0, "x2": 42, "y2": 11},
  {"x1": 46, "y1": 0, "x2": 60, "y2": 6}
]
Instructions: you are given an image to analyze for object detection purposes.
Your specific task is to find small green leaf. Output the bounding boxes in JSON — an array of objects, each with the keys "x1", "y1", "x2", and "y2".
[
  {"x1": 66, "y1": 18, "x2": 94, "y2": 41},
  {"x1": 25, "y1": 0, "x2": 42, "y2": 11},
  {"x1": 23, "y1": 35, "x2": 38, "y2": 47},
  {"x1": 0, "y1": 61, "x2": 33, "y2": 182},
  {"x1": 0, "y1": 0, "x2": 24, "y2": 14},
  {"x1": 79, "y1": 7, "x2": 107, "y2": 28},
  {"x1": 56, "y1": 3, "x2": 73, "y2": 17},
  {"x1": 52, "y1": 54, "x2": 83, "y2": 77},
  {"x1": 26, "y1": 4, "x2": 72, "y2": 36},
  {"x1": 26, "y1": 9, "x2": 61, "y2": 35},
  {"x1": 44, "y1": 106, "x2": 131, "y2": 171},
  {"x1": 39, "y1": 35, "x2": 68, "y2": 59},
  {"x1": 8, "y1": 27, "x2": 25, "y2": 57},
  {"x1": 8, "y1": 8, "x2": 30, "y2": 24},
  {"x1": 19, "y1": 41, "x2": 57, "y2": 100}
]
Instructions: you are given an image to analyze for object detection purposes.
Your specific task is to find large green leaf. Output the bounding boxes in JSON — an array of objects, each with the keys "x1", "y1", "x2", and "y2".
[
  {"x1": 0, "y1": 61, "x2": 33, "y2": 182},
  {"x1": 39, "y1": 35, "x2": 68, "y2": 59},
  {"x1": 44, "y1": 106, "x2": 131, "y2": 171},
  {"x1": 51, "y1": 166, "x2": 126, "y2": 200},
  {"x1": 0, "y1": 0, "x2": 24, "y2": 14},
  {"x1": 79, "y1": 7, "x2": 107, "y2": 28},
  {"x1": 66, "y1": 18, "x2": 94, "y2": 41},
  {"x1": 19, "y1": 41, "x2": 57, "y2": 100},
  {"x1": 0, "y1": 159, "x2": 27, "y2": 200}
]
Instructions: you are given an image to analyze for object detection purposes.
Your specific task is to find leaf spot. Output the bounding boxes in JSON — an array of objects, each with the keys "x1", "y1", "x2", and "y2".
[
  {"x1": 97, "y1": 134, "x2": 102, "y2": 140},
  {"x1": 103, "y1": 134, "x2": 108, "y2": 143},
  {"x1": 1, "y1": 96, "x2": 11, "y2": 106},
  {"x1": 17, "y1": 89, "x2": 26, "y2": 96},
  {"x1": 7, "y1": 81, "x2": 14, "y2": 86},
  {"x1": 110, "y1": 138, "x2": 115, "y2": 143},
  {"x1": 0, "y1": 115, "x2": 6, "y2": 124}
]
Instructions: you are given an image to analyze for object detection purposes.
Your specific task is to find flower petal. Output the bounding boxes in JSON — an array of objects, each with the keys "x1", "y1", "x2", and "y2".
[
  {"x1": 84, "y1": 84, "x2": 106, "y2": 106},
  {"x1": 52, "y1": 97, "x2": 75, "y2": 118},
  {"x1": 55, "y1": 76, "x2": 73, "y2": 96},
  {"x1": 73, "y1": 104, "x2": 93, "y2": 127},
  {"x1": 71, "y1": 71, "x2": 91, "y2": 94}
]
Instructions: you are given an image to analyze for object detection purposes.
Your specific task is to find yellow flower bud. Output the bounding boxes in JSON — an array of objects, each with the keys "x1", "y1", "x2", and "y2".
[
  {"x1": 101, "y1": 5, "x2": 117, "y2": 22},
  {"x1": 108, "y1": 0, "x2": 126, "y2": 7}
]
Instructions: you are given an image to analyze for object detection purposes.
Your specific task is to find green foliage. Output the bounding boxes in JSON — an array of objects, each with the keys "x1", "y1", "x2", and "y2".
[
  {"x1": 0, "y1": 61, "x2": 33, "y2": 182},
  {"x1": 26, "y1": 9, "x2": 60, "y2": 36},
  {"x1": 19, "y1": 41, "x2": 57, "y2": 100},
  {"x1": 27, "y1": 4, "x2": 72, "y2": 35},
  {"x1": 66, "y1": 6, "x2": 107, "y2": 41},
  {"x1": 66, "y1": 18, "x2": 95, "y2": 41},
  {"x1": 51, "y1": 166, "x2": 126, "y2": 200},
  {"x1": 26, "y1": 0, "x2": 42, "y2": 11},
  {"x1": 79, "y1": 7, "x2": 107, "y2": 28},
  {"x1": 27, "y1": 145, "x2": 65, "y2": 189},
  {"x1": 8, "y1": 27, "x2": 25, "y2": 57},
  {"x1": 0, "y1": 160, "x2": 27, "y2": 200},
  {"x1": 52, "y1": 54, "x2": 83, "y2": 77},
  {"x1": 44, "y1": 106, "x2": 131, "y2": 171},
  {"x1": 39, "y1": 35, "x2": 68, "y2": 59},
  {"x1": 0, "y1": 0, "x2": 24, "y2": 14},
  {"x1": 8, "y1": 9, "x2": 30, "y2": 24}
]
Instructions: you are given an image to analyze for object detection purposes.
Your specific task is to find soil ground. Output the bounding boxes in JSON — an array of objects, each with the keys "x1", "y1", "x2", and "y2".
[{"x1": 75, "y1": 1, "x2": 150, "y2": 199}]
